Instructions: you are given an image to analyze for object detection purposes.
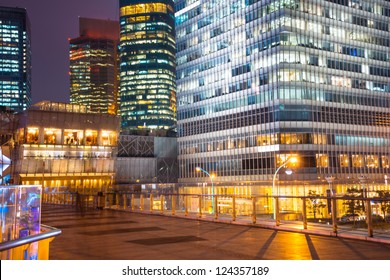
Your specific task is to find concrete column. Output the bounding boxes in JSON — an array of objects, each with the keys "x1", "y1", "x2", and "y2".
[
  {"x1": 214, "y1": 196, "x2": 218, "y2": 220},
  {"x1": 198, "y1": 196, "x2": 202, "y2": 218},
  {"x1": 123, "y1": 194, "x2": 127, "y2": 209},
  {"x1": 150, "y1": 194, "x2": 153, "y2": 213},
  {"x1": 131, "y1": 194, "x2": 135, "y2": 211},
  {"x1": 331, "y1": 197, "x2": 338, "y2": 234},
  {"x1": 140, "y1": 194, "x2": 144, "y2": 211},
  {"x1": 185, "y1": 195, "x2": 189, "y2": 216},
  {"x1": 160, "y1": 195, "x2": 164, "y2": 214}
]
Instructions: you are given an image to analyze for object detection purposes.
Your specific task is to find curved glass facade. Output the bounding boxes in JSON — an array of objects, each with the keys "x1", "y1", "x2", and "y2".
[
  {"x1": 175, "y1": 0, "x2": 390, "y2": 193},
  {"x1": 119, "y1": 0, "x2": 177, "y2": 133}
]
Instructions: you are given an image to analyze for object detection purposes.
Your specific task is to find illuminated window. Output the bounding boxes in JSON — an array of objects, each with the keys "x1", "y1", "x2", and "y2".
[
  {"x1": 352, "y1": 154, "x2": 364, "y2": 167},
  {"x1": 85, "y1": 130, "x2": 98, "y2": 145},
  {"x1": 44, "y1": 128, "x2": 60, "y2": 144},
  {"x1": 316, "y1": 154, "x2": 328, "y2": 168},
  {"x1": 339, "y1": 154, "x2": 350, "y2": 167},
  {"x1": 382, "y1": 156, "x2": 390, "y2": 168},
  {"x1": 26, "y1": 127, "x2": 39, "y2": 144},
  {"x1": 101, "y1": 130, "x2": 117, "y2": 146},
  {"x1": 276, "y1": 154, "x2": 298, "y2": 168},
  {"x1": 64, "y1": 129, "x2": 83, "y2": 145},
  {"x1": 365, "y1": 155, "x2": 379, "y2": 168},
  {"x1": 313, "y1": 134, "x2": 327, "y2": 144}
]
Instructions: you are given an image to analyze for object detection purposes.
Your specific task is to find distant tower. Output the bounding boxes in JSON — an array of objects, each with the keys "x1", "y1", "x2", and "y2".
[
  {"x1": 119, "y1": 0, "x2": 176, "y2": 135},
  {"x1": 0, "y1": 6, "x2": 32, "y2": 111},
  {"x1": 69, "y1": 17, "x2": 119, "y2": 115}
]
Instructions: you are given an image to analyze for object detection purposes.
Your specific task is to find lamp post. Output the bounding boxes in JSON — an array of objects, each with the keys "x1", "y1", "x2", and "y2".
[
  {"x1": 272, "y1": 157, "x2": 297, "y2": 221},
  {"x1": 196, "y1": 167, "x2": 215, "y2": 214}
]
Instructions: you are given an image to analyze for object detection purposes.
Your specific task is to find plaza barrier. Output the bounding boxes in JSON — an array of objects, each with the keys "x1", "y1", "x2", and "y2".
[
  {"x1": 42, "y1": 191, "x2": 390, "y2": 240},
  {"x1": 0, "y1": 225, "x2": 61, "y2": 260}
]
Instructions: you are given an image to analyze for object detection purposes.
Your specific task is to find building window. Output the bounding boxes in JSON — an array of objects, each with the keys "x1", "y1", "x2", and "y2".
[
  {"x1": 316, "y1": 154, "x2": 329, "y2": 167},
  {"x1": 44, "y1": 128, "x2": 61, "y2": 144},
  {"x1": 64, "y1": 129, "x2": 83, "y2": 145},
  {"x1": 352, "y1": 154, "x2": 364, "y2": 167},
  {"x1": 101, "y1": 130, "x2": 117, "y2": 146},
  {"x1": 339, "y1": 154, "x2": 349, "y2": 167},
  {"x1": 26, "y1": 127, "x2": 39, "y2": 144},
  {"x1": 382, "y1": 156, "x2": 390, "y2": 168},
  {"x1": 365, "y1": 155, "x2": 379, "y2": 168},
  {"x1": 85, "y1": 130, "x2": 98, "y2": 145}
]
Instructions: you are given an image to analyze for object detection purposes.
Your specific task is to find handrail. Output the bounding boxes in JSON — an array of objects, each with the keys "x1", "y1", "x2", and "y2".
[{"x1": 0, "y1": 225, "x2": 62, "y2": 252}]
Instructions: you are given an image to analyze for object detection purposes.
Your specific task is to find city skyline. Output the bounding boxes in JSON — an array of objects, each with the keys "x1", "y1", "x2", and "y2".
[{"x1": 0, "y1": 0, "x2": 118, "y2": 104}]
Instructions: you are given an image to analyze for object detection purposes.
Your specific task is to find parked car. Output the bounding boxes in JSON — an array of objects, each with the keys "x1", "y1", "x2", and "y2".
[{"x1": 340, "y1": 213, "x2": 361, "y2": 222}]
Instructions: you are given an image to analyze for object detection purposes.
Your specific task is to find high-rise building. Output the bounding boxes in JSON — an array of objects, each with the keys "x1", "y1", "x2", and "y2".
[
  {"x1": 70, "y1": 17, "x2": 119, "y2": 115},
  {"x1": 119, "y1": 0, "x2": 177, "y2": 134},
  {"x1": 0, "y1": 6, "x2": 31, "y2": 112},
  {"x1": 175, "y1": 0, "x2": 390, "y2": 196}
]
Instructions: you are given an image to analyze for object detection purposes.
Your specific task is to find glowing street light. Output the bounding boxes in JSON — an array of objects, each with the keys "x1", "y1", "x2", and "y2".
[
  {"x1": 272, "y1": 156, "x2": 297, "y2": 221},
  {"x1": 196, "y1": 167, "x2": 215, "y2": 214}
]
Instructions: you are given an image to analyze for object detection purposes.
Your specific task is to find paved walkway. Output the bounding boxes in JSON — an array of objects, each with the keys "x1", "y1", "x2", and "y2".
[{"x1": 42, "y1": 205, "x2": 390, "y2": 260}]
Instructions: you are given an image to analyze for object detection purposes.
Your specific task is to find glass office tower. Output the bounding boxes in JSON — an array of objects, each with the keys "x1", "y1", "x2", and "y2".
[
  {"x1": 0, "y1": 6, "x2": 31, "y2": 111},
  {"x1": 175, "y1": 0, "x2": 390, "y2": 195},
  {"x1": 119, "y1": 0, "x2": 177, "y2": 134},
  {"x1": 70, "y1": 18, "x2": 119, "y2": 115}
]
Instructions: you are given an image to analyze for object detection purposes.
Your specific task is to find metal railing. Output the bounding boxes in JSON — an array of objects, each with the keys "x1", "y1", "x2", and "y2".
[
  {"x1": 0, "y1": 225, "x2": 62, "y2": 260},
  {"x1": 42, "y1": 191, "x2": 390, "y2": 239}
]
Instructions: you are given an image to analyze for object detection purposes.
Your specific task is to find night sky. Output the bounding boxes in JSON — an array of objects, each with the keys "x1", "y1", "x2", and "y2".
[{"x1": 0, "y1": 0, "x2": 119, "y2": 104}]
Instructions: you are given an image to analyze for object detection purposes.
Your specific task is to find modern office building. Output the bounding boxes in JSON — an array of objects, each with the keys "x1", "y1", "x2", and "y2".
[
  {"x1": 12, "y1": 101, "x2": 120, "y2": 193},
  {"x1": 175, "y1": 0, "x2": 390, "y2": 200},
  {"x1": 70, "y1": 17, "x2": 119, "y2": 115},
  {"x1": 119, "y1": 0, "x2": 177, "y2": 134},
  {"x1": 0, "y1": 6, "x2": 32, "y2": 112}
]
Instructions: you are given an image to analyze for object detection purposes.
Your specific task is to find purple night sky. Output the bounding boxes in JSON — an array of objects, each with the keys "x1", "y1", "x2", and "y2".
[{"x1": 1, "y1": 0, "x2": 119, "y2": 104}]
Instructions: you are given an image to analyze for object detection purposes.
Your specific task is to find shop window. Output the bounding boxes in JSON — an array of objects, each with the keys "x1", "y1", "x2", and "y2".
[
  {"x1": 316, "y1": 154, "x2": 328, "y2": 167},
  {"x1": 85, "y1": 130, "x2": 98, "y2": 146},
  {"x1": 382, "y1": 156, "x2": 390, "y2": 168},
  {"x1": 101, "y1": 130, "x2": 117, "y2": 146},
  {"x1": 365, "y1": 155, "x2": 379, "y2": 168},
  {"x1": 352, "y1": 154, "x2": 364, "y2": 167},
  {"x1": 26, "y1": 127, "x2": 39, "y2": 144},
  {"x1": 44, "y1": 128, "x2": 60, "y2": 144},
  {"x1": 64, "y1": 130, "x2": 83, "y2": 145},
  {"x1": 339, "y1": 154, "x2": 349, "y2": 167}
]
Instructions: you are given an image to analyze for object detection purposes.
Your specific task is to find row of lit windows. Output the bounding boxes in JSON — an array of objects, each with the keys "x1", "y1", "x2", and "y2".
[
  {"x1": 179, "y1": 133, "x2": 390, "y2": 155},
  {"x1": 22, "y1": 127, "x2": 117, "y2": 146},
  {"x1": 120, "y1": 3, "x2": 173, "y2": 17}
]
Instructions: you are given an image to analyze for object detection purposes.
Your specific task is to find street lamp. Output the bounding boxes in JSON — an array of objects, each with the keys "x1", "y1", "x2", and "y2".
[
  {"x1": 272, "y1": 156, "x2": 297, "y2": 220},
  {"x1": 196, "y1": 167, "x2": 215, "y2": 214}
]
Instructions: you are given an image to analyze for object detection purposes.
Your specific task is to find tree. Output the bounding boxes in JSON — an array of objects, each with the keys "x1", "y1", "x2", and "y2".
[
  {"x1": 374, "y1": 191, "x2": 390, "y2": 221},
  {"x1": 307, "y1": 190, "x2": 326, "y2": 220},
  {"x1": 343, "y1": 187, "x2": 365, "y2": 215}
]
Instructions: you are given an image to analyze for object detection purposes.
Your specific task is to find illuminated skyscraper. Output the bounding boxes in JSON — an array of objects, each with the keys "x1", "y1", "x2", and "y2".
[
  {"x1": 119, "y1": 0, "x2": 176, "y2": 134},
  {"x1": 0, "y1": 6, "x2": 31, "y2": 112},
  {"x1": 176, "y1": 0, "x2": 390, "y2": 195},
  {"x1": 70, "y1": 17, "x2": 119, "y2": 114}
]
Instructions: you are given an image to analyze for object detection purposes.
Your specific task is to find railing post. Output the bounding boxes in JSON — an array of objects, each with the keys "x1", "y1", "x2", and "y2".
[
  {"x1": 302, "y1": 198, "x2": 307, "y2": 229},
  {"x1": 116, "y1": 193, "x2": 120, "y2": 209},
  {"x1": 185, "y1": 195, "x2": 189, "y2": 216},
  {"x1": 123, "y1": 194, "x2": 127, "y2": 209},
  {"x1": 214, "y1": 196, "x2": 218, "y2": 220},
  {"x1": 252, "y1": 197, "x2": 256, "y2": 224},
  {"x1": 140, "y1": 194, "x2": 144, "y2": 211},
  {"x1": 232, "y1": 196, "x2": 236, "y2": 221},
  {"x1": 172, "y1": 195, "x2": 176, "y2": 216},
  {"x1": 365, "y1": 199, "x2": 373, "y2": 237},
  {"x1": 131, "y1": 194, "x2": 135, "y2": 211},
  {"x1": 150, "y1": 194, "x2": 153, "y2": 212},
  {"x1": 160, "y1": 195, "x2": 164, "y2": 214},
  {"x1": 275, "y1": 197, "x2": 280, "y2": 226},
  {"x1": 331, "y1": 197, "x2": 338, "y2": 234},
  {"x1": 198, "y1": 196, "x2": 202, "y2": 218}
]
